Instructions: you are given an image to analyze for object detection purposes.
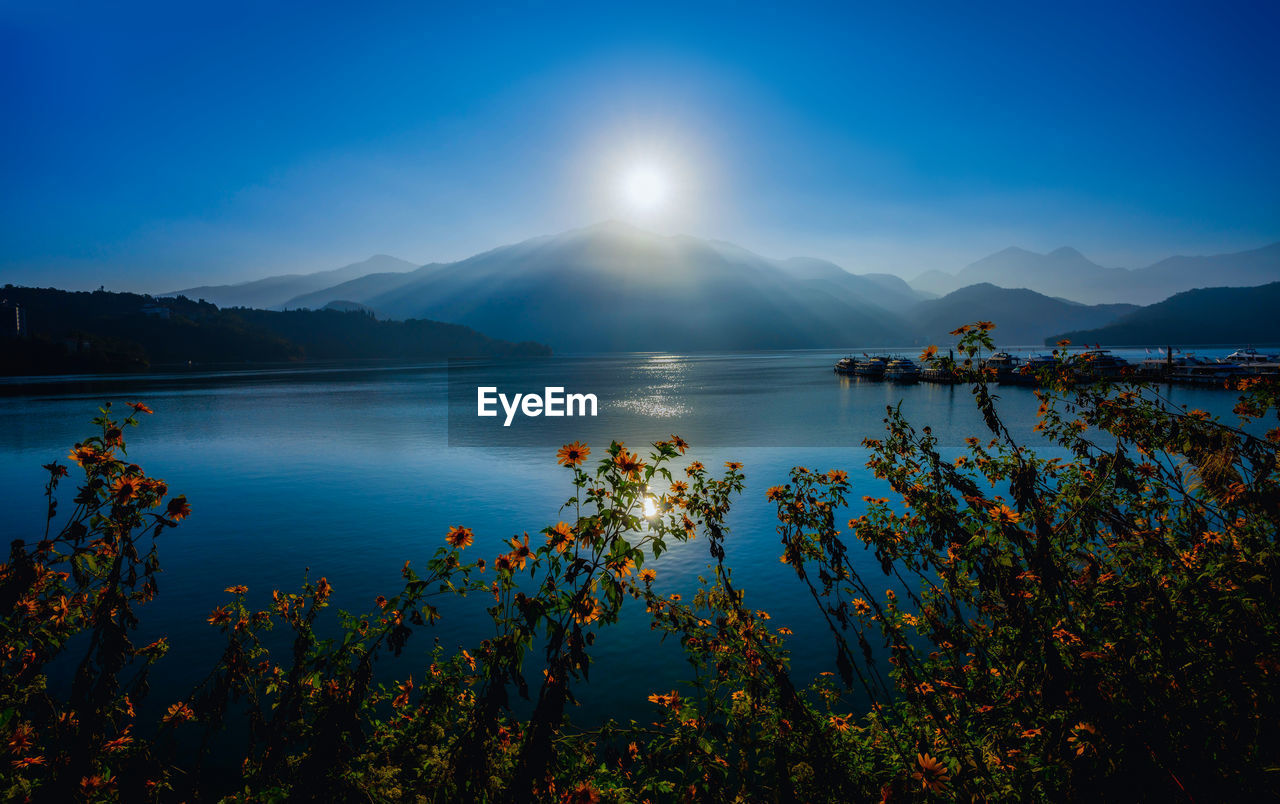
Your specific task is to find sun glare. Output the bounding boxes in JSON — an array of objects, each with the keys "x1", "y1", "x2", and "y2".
[{"x1": 621, "y1": 164, "x2": 668, "y2": 212}]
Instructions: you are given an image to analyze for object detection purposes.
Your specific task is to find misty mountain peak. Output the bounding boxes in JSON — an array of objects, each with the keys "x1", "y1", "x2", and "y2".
[{"x1": 1048, "y1": 246, "x2": 1086, "y2": 259}]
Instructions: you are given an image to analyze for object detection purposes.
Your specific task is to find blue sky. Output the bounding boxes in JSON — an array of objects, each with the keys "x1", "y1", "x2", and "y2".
[{"x1": 2, "y1": 0, "x2": 1277, "y2": 291}]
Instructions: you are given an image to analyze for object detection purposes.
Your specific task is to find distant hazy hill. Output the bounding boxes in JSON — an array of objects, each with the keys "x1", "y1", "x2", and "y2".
[
  {"x1": 907, "y1": 283, "x2": 1137, "y2": 345},
  {"x1": 282, "y1": 222, "x2": 915, "y2": 351},
  {"x1": 284, "y1": 263, "x2": 444, "y2": 311},
  {"x1": 1050, "y1": 282, "x2": 1280, "y2": 346},
  {"x1": 911, "y1": 242, "x2": 1280, "y2": 305},
  {"x1": 169, "y1": 254, "x2": 416, "y2": 309},
  {"x1": 0, "y1": 286, "x2": 548, "y2": 375}
]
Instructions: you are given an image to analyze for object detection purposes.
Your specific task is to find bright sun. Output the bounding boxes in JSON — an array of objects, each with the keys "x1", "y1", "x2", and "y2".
[{"x1": 621, "y1": 164, "x2": 668, "y2": 212}]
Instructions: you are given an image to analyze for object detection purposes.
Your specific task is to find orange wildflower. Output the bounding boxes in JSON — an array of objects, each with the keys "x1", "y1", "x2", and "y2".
[
  {"x1": 507, "y1": 533, "x2": 532, "y2": 570},
  {"x1": 912, "y1": 753, "x2": 950, "y2": 792},
  {"x1": 392, "y1": 675, "x2": 413, "y2": 709},
  {"x1": 446, "y1": 526, "x2": 474, "y2": 549},
  {"x1": 110, "y1": 475, "x2": 141, "y2": 504},
  {"x1": 556, "y1": 441, "x2": 590, "y2": 467},
  {"x1": 68, "y1": 445, "x2": 101, "y2": 466},
  {"x1": 165, "y1": 495, "x2": 191, "y2": 521},
  {"x1": 609, "y1": 556, "x2": 636, "y2": 579},
  {"x1": 614, "y1": 448, "x2": 645, "y2": 480},
  {"x1": 572, "y1": 595, "x2": 601, "y2": 625},
  {"x1": 647, "y1": 690, "x2": 681, "y2": 708},
  {"x1": 546, "y1": 521, "x2": 574, "y2": 553},
  {"x1": 990, "y1": 504, "x2": 1021, "y2": 525},
  {"x1": 163, "y1": 702, "x2": 194, "y2": 724}
]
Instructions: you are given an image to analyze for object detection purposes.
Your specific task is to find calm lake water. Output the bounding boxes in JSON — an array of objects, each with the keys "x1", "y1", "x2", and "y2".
[{"x1": 0, "y1": 348, "x2": 1247, "y2": 728}]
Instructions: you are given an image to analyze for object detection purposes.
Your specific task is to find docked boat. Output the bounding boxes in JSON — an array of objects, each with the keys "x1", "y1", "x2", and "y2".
[
  {"x1": 1006, "y1": 354, "x2": 1057, "y2": 385},
  {"x1": 1074, "y1": 349, "x2": 1130, "y2": 381},
  {"x1": 854, "y1": 356, "x2": 887, "y2": 378},
  {"x1": 834, "y1": 357, "x2": 857, "y2": 375},
  {"x1": 1224, "y1": 348, "x2": 1279, "y2": 365},
  {"x1": 1169, "y1": 358, "x2": 1249, "y2": 386},
  {"x1": 919, "y1": 358, "x2": 960, "y2": 384},
  {"x1": 982, "y1": 351, "x2": 1022, "y2": 382},
  {"x1": 884, "y1": 358, "x2": 919, "y2": 384}
]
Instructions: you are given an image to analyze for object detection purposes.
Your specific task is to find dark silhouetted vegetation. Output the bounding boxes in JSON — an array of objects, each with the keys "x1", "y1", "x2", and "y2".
[{"x1": 0, "y1": 286, "x2": 550, "y2": 375}]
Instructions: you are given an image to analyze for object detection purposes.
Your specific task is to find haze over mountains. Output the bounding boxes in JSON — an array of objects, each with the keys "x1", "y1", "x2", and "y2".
[
  {"x1": 910, "y1": 242, "x2": 1280, "y2": 305},
  {"x1": 168, "y1": 254, "x2": 416, "y2": 310},
  {"x1": 908, "y1": 285, "x2": 1137, "y2": 345},
  {"x1": 167, "y1": 223, "x2": 1280, "y2": 351}
]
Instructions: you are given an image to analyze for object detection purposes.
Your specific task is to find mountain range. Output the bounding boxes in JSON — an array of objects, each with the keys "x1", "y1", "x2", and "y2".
[
  {"x1": 166, "y1": 223, "x2": 1280, "y2": 351},
  {"x1": 911, "y1": 242, "x2": 1280, "y2": 305},
  {"x1": 908, "y1": 284, "x2": 1137, "y2": 345},
  {"x1": 1053, "y1": 282, "x2": 1280, "y2": 347},
  {"x1": 168, "y1": 254, "x2": 417, "y2": 309}
]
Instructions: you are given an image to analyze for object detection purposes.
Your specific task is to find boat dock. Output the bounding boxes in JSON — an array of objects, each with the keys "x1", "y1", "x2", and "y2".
[{"x1": 832, "y1": 348, "x2": 1279, "y2": 389}]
